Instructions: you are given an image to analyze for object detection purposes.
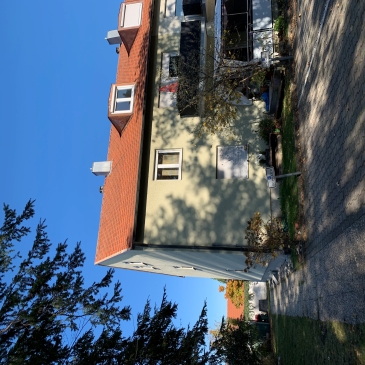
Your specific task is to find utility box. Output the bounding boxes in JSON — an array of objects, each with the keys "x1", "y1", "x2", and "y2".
[
  {"x1": 91, "y1": 161, "x2": 112, "y2": 176},
  {"x1": 105, "y1": 30, "x2": 122, "y2": 45}
]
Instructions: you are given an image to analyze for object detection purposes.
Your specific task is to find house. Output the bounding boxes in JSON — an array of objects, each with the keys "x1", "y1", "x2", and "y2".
[
  {"x1": 92, "y1": 0, "x2": 284, "y2": 281},
  {"x1": 227, "y1": 296, "x2": 244, "y2": 321}
]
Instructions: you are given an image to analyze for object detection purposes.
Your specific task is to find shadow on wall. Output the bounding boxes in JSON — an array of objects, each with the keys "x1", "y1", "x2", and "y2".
[
  {"x1": 151, "y1": 96, "x2": 268, "y2": 153},
  {"x1": 144, "y1": 147, "x2": 270, "y2": 245}
]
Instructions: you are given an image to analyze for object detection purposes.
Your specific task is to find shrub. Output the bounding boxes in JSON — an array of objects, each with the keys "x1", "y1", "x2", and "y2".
[
  {"x1": 218, "y1": 280, "x2": 244, "y2": 308},
  {"x1": 244, "y1": 212, "x2": 289, "y2": 269},
  {"x1": 225, "y1": 280, "x2": 244, "y2": 308},
  {"x1": 251, "y1": 69, "x2": 267, "y2": 89},
  {"x1": 258, "y1": 117, "x2": 276, "y2": 144},
  {"x1": 274, "y1": 15, "x2": 288, "y2": 34}
]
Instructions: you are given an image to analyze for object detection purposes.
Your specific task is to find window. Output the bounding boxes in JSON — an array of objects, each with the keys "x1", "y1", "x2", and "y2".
[
  {"x1": 173, "y1": 266, "x2": 196, "y2": 270},
  {"x1": 123, "y1": 262, "x2": 160, "y2": 270},
  {"x1": 120, "y1": 2, "x2": 143, "y2": 28},
  {"x1": 159, "y1": 53, "x2": 179, "y2": 108},
  {"x1": 111, "y1": 85, "x2": 135, "y2": 114},
  {"x1": 154, "y1": 149, "x2": 182, "y2": 180},
  {"x1": 168, "y1": 56, "x2": 179, "y2": 77},
  {"x1": 164, "y1": 0, "x2": 176, "y2": 17},
  {"x1": 161, "y1": 53, "x2": 179, "y2": 82}
]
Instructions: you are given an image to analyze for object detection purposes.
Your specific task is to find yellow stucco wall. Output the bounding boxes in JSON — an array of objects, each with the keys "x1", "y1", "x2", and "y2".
[{"x1": 144, "y1": 5, "x2": 271, "y2": 246}]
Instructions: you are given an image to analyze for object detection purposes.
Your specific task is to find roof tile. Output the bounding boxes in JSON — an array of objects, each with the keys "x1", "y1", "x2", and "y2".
[{"x1": 95, "y1": 0, "x2": 152, "y2": 264}]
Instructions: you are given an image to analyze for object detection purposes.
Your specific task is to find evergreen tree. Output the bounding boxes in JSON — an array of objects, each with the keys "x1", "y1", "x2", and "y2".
[
  {"x1": 210, "y1": 317, "x2": 264, "y2": 365},
  {"x1": 0, "y1": 201, "x2": 217, "y2": 364},
  {"x1": 0, "y1": 200, "x2": 130, "y2": 364},
  {"x1": 121, "y1": 289, "x2": 211, "y2": 365}
]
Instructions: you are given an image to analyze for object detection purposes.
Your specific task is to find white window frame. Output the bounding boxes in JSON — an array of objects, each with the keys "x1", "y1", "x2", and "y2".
[
  {"x1": 111, "y1": 85, "x2": 135, "y2": 114},
  {"x1": 120, "y1": 2, "x2": 143, "y2": 28},
  {"x1": 123, "y1": 262, "x2": 160, "y2": 270},
  {"x1": 161, "y1": 52, "x2": 179, "y2": 84},
  {"x1": 164, "y1": 0, "x2": 176, "y2": 17},
  {"x1": 159, "y1": 53, "x2": 179, "y2": 108},
  {"x1": 154, "y1": 149, "x2": 182, "y2": 180}
]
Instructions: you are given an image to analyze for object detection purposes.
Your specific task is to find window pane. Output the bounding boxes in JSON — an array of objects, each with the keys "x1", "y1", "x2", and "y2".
[
  {"x1": 169, "y1": 56, "x2": 179, "y2": 77},
  {"x1": 158, "y1": 152, "x2": 179, "y2": 165},
  {"x1": 117, "y1": 88, "x2": 132, "y2": 99},
  {"x1": 115, "y1": 101, "x2": 131, "y2": 111},
  {"x1": 157, "y1": 168, "x2": 179, "y2": 179}
]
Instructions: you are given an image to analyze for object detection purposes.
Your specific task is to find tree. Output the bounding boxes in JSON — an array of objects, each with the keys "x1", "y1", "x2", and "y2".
[
  {"x1": 0, "y1": 201, "x2": 217, "y2": 364},
  {"x1": 72, "y1": 290, "x2": 213, "y2": 365},
  {"x1": 172, "y1": 29, "x2": 274, "y2": 139},
  {"x1": 210, "y1": 317, "x2": 264, "y2": 365},
  {"x1": 120, "y1": 290, "x2": 212, "y2": 365},
  {"x1": 244, "y1": 212, "x2": 289, "y2": 270},
  {"x1": 0, "y1": 200, "x2": 131, "y2": 364},
  {"x1": 217, "y1": 280, "x2": 244, "y2": 309}
]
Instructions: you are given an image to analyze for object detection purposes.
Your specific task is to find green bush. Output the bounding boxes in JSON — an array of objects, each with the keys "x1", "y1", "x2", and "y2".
[
  {"x1": 258, "y1": 118, "x2": 276, "y2": 144},
  {"x1": 251, "y1": 69, "x2": 267, "y2": 89},
  {"x1": 274, "y1": 15, "x2": 287, "y2": 33}
]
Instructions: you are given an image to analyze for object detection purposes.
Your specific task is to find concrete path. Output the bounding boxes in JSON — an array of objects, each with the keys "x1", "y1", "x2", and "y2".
[{"x1": 270, "y1": 0, "x2": 365, "y2": 324}]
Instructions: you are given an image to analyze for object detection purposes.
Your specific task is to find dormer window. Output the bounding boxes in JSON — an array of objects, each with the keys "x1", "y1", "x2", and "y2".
[
  {"x1": 120, "y1": 2, "x2": 143, "y2": 28},
  {"x1": 111, "y1": 85, "x2": 135, "y2": 114},
  {"x1": 117, "y1": 2, "x2": 143, "y2": 53}
]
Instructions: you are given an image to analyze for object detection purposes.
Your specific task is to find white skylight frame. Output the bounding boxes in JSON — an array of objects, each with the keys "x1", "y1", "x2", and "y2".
[
  {"x1": 120, "y1": 2, "x2": 143, "y2": 28},
  {"x1": 110, "y1": 85, "x2": 135, "y2": 114}
]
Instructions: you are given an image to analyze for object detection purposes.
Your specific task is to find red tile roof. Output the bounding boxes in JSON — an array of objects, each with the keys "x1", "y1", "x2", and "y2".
[
  {"x1": 95, "y1": 0, "x2": 152, "y2": 264},
  {"x1": 227, "y1": 298, "x2": 244, "y2": 320},
  {"x1": 226, "y1": 283, "x2": 244, "y2": 320}
]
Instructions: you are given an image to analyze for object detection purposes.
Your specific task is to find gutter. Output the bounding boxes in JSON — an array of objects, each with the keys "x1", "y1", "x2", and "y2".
[{"x1": 133, "y1": 242, "x2": 274, "y2": 254}]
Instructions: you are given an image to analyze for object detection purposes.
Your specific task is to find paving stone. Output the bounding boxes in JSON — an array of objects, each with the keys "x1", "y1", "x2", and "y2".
[{"x1": 270, "y1": 0, "x2": 365, "y2": 324}]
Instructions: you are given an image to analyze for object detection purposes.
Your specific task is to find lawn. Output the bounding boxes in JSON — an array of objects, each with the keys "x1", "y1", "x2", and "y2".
[
  {"x1": 271, "y1": 314, "x2": 365, "y2": 364},
  {"x1": 279, "y1": 74, "x2": 299, "y2": 240}
]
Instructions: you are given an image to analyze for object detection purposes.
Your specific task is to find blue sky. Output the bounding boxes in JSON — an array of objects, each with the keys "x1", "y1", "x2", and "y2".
[{"x1": 0, "y1": 0, "x2": 226, "y2": 337}]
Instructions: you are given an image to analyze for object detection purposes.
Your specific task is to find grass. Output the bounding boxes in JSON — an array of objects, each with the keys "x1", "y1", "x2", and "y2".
[
  {"x1": 279, "y1": 74, "x2": 299, "y2": 240},
  {"x1": 290, "y1": 247, "x2": 301, "y2": 270},
  {"x1": 271, "y1": 314, "x2": 365, "y2": 364}
]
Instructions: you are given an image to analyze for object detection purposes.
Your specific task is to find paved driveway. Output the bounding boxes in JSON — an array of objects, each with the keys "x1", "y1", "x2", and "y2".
[{"x1": 270, "y1": 0, "x2": 365, "y2": 324}]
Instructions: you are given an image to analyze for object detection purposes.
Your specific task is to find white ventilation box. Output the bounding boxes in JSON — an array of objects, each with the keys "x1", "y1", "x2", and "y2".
[
  {"x1": 106, "y1": 30, "x2": 122, "y2": 45},
  {"x1": 91, "y1": 161, "x2": 112, "y2": 176}
]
